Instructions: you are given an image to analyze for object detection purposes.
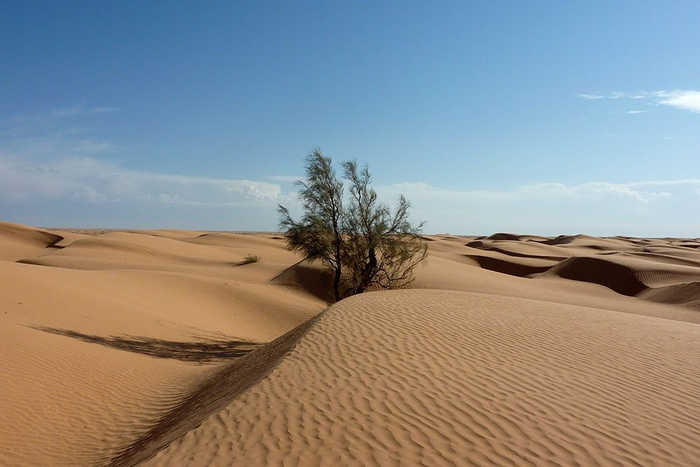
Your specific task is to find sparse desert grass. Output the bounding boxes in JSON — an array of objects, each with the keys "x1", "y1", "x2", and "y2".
[{"x1": 241, "y1": 254, "x2": 261, "y2": 265}]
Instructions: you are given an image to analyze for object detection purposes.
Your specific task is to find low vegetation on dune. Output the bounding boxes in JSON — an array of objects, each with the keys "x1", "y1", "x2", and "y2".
[{"x1": 240, "y1": 254, "x2": 262, "y2": 265}]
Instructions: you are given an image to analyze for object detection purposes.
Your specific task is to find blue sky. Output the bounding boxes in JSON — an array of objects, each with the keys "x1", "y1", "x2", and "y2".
[{"x1": 1, "y1": 1, "x2": 699, "y2": 236}]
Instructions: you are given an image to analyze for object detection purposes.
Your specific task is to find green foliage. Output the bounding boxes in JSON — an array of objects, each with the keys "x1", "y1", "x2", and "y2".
[
  {"x1": 278, "y1": 148, "x2": 427, "y2": 301},
  {"x1": 278, "y1": 149, "x2": 345, "y2": 301}
]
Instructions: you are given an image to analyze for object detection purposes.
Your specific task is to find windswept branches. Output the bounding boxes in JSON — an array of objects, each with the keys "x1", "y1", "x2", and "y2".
[
  {"x1": 278, "y1": 149, "x2": 426, "y2": 301},
  {"x1": 342, "y1": 161, "x2": 426, "y2": 295},
  {"x1": 278, "y1": 149, "x2": 345, "y2": 301}
]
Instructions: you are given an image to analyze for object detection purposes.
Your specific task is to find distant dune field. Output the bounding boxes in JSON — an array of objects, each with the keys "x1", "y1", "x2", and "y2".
[{"x1": 2, "y1": 221, "x2": 700, "y2": 466}]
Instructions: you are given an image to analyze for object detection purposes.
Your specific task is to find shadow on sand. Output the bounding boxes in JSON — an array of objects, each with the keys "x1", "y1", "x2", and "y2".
[
  {"x1": 107, "y1": 314, "x2": 322, "y2": 467},
  {"x1": 30, "y1": 326, "x2": 261, "y2": 364}
]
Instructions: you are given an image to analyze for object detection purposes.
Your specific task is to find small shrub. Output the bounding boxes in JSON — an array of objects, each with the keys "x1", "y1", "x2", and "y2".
[{"x1": 241, "y1": 254, "x2": 261, "y2": 265}]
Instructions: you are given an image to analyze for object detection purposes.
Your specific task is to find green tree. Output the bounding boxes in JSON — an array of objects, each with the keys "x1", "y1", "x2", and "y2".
[
  {"x1": 342, "y1": 160, "x2": 426, "y2": 295},
  {"x1": 278, "y1": 149, "x2": 427, "y2": 301},
  {"x1": 277, "y1": 149, "x2": 345, "y2": 301}
]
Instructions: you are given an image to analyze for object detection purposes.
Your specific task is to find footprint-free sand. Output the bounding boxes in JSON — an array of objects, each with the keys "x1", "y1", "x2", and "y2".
[{"x1": 2, "y1": 222, "x2": 700, "y2": 465}]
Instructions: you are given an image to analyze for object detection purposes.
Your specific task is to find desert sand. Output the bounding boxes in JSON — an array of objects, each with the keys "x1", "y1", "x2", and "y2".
[{"x1": 2, "y1": 221, "x2": 700, "y2": 466}]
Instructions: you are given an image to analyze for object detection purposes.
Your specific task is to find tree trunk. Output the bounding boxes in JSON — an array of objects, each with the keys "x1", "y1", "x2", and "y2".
[
  {"x1": 333, "y1": 264, "x2": 342, "y2": 302},
  {"x1": 355, "y1": 247, "x2": 377, "y2": 295}
]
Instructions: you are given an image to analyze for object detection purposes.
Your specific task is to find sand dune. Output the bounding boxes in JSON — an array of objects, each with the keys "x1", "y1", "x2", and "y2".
[
  {"x1": 418, "y1": 235, "x2": 700, "y2": 324},
  {"x1": 2, "y1": 221, "x2": 700, "y2": 465},
  {"x1": 0, "y1": 222, "x2": 326, "y2": 466},
  {"x1": 0, "y1": 221, "x2": 65, "y2": 261},
  {"x1": 144, "y1": 290, "x2": 700, "y2": 466},
  {"x1": 639, "y1": 281, "x2": 700, "y2": 309},
  {"x1": 426, "y1": 233, "x2": 700, "y2": 316},
  {"x1": 0, "y1": 322, "x2": 210, "y2": 466}
]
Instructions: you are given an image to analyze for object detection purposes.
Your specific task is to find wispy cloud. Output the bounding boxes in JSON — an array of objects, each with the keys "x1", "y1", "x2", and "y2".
[
  {"x1": 382, "y1": 180, "x2": 689, "y2": 205},
  {"x1": 577, "y1": 89, "x2": 700, "y2": 114},
  {"x1": 1, "y1": 104, "x2": 119, "y2": 156},
  {"x1": 90, "y1": 107, "x2": 120, "y2": 114},
  {"x1": 577, "y1": 94, "x2": 605, "y2": 100},
  {"x1": 3, "y1": 145, "x2": 699, "y2": 235},
  {"x1": 265, "y1": 175, "x2": 302, "y2": 183},
  {"x1": 0, "y1": 105, "x2": 293, "y2": 229},
  {"x1": 0, "y1": 154, "x2": 291, "y2": 206},
  {"x1": 3, "y1": 104, "x2": 120, "y2": 128},
  {"x1": 378, "y1": 179, "x2": 700, "y2": 236},
  {"x1": 627, "y1": 110, "x2": 647, "y2": 115}
]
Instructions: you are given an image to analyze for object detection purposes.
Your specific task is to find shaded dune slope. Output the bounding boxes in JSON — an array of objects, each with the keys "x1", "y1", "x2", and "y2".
[
  {"x1": 143, "y1": 290, "x2": 700, "y2": 466},
  {"x1": 543, "y1": 254, "x2": 700, "y2": 305},
  {"x1": 270, "y1": 261, "x2": 336, "y2": 303},
  {"x1": 466, "y1": 254, "x2": 553, "y2": 277},
  {"x1": 639, "y1": 282, "x2": 700, "y2": 309},
  {"x1": 544, "y1": 256, "x2": 647, "y2": 296}
]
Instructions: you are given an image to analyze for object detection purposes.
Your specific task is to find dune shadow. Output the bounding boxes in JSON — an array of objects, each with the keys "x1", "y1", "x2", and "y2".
[
  {"x1": 30, "y1": 326, "x2": 261, "y2": 364},
  {"x1": 43, "y1": 233, "x2": 66, "y2": 249},
  {"x1": 271, "y1": 260, "x2": 336, "y2": 303},
  {"x1": 466, "y1": 255, "x2": 554, "y2": 278},
  {"x1": 546, "y1": 256, "x2": 647, "y2": 296}
]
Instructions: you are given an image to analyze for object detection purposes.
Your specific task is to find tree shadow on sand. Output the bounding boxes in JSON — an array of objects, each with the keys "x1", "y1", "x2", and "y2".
[{"x1": 30, "y1": 326, "x2": 261, "y2": 364}]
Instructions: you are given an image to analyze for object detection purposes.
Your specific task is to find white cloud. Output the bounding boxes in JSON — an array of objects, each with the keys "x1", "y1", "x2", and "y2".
[
  {"x1": 0, "y1": 153, "x2": 291, "y2": 207},
  {"x1": 578, "y1": 89, "x2": 700, "y2": 114},
  {"x1": 378, "y1": 179, "x2": 700, "y2": 237},
  {"x1": 627, "y1": 110, "x2": 647, "y2": 114},
  {"x1": 2, "y1": 148, "x2": 699, "y2": 235},
  {"x1": 0, "y1": 105, "x2": 301, "y2": 230},
  {"x1": 655, "y1": 90, "x2": 700, "y2": 113}
]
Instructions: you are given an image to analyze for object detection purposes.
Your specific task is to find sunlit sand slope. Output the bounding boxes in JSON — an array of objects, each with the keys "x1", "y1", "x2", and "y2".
[
  {"x1": 0, "y1": 222, "x2": 326, "y2": 466},
  {"x1": 144, "y1": 289, "x2": 700, "y2": 466},
  {"x1": 0, "y1": 322, "x2": 210, "y2": 466}
]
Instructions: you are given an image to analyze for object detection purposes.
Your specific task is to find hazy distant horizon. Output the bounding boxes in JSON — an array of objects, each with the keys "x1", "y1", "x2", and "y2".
[{"x1": 34, "y1": 225, "x2": 700, "y2": 241}]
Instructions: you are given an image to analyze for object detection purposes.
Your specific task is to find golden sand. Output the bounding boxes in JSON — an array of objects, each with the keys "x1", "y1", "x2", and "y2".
[{"x1": 2, "y1": 222, "x2": 699, "y2": 465}]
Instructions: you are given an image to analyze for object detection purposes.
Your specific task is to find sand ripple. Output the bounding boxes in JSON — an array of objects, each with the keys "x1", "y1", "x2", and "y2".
[{"x1": 144, "y1": 290, "x2": 700, "y2": 466}]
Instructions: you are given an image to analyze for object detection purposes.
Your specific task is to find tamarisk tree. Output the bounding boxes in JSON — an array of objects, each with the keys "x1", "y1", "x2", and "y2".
[{"x1": 278, "y1": 149, "x2": 427, "y2": 301}]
